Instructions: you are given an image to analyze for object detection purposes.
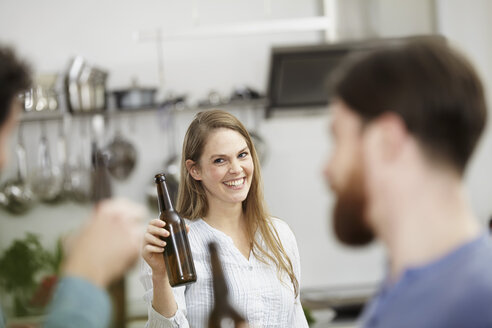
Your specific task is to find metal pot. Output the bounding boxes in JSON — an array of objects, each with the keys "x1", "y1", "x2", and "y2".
[
  {"x1": 66, "y1": 56, "x2": 108, "y2": 112},
  {"x1": 112, "y1": 87, "x2": 157, "y2": 109}
]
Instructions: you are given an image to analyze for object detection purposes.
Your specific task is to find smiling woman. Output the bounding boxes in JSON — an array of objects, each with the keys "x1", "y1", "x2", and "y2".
[
  {"x1": 140, "y1": 109, "x2": 308, "y2": 328},
  {"x1": 186, "y1": 128, "x2": 254, "y2": 212}
]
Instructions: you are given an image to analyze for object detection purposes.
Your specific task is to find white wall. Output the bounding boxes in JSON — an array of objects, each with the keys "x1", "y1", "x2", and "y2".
[
  {"x1": 375, "y1": 0, "x2": 436, "y2": 37},
  {"x1": 1, "y1": 0, "x2": 470, "y2": 319},
  {"x1": 436, "y1": 0, "x2": 492, "y2": 225},
  {"x1": 0, "y1": 0, "x2": 321, "y2": 102}
]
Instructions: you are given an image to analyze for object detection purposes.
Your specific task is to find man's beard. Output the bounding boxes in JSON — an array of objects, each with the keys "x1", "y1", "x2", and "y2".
[{"x1": 332, "y1": 162, "x2": 374, "y2": 246}]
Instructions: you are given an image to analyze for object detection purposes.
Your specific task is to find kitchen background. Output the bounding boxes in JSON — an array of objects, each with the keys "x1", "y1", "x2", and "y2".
[{"x1": 0, "y1": 0, "x2": 491, "y2": 325}]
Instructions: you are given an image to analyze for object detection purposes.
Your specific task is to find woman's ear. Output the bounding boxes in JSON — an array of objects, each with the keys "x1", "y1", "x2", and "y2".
[{"x1": 186, "y1": 159, "x2": 201, "y2": 180}]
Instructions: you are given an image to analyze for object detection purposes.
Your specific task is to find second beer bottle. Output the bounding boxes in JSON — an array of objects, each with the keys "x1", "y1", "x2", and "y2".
[
  {"x1": 208, "y1": 242, "x2": 247, "y2": 328},
  {"x1": 155, "y1": 173, "x2": 197, "y2": 287}
]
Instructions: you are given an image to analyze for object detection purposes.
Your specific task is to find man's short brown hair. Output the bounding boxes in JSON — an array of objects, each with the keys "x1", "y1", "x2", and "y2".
[
  {"x1": 0, "y1": 46, "x2": 31, "y2": 126},
  {"x1": 331, "y1": 38, "x2": 487, "y2": 174}
]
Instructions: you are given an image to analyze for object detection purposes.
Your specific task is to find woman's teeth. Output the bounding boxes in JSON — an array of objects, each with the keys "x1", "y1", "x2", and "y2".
[{"x1": 224, "y1": 178, "x2": 244, "y2": 186}]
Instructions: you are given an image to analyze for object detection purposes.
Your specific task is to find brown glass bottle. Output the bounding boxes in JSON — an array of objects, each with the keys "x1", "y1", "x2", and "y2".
[
  {"x1": 155, "y1": 173, "x2": 197, "y2": 287},
  {"x1": 208, "y1": 242, "x2": 248, "y2": 328}
]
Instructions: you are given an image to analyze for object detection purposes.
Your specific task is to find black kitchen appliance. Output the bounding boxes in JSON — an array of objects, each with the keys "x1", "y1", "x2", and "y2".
[{"x1": 265, "y1": 35, "x2": 446, "y2": 118}]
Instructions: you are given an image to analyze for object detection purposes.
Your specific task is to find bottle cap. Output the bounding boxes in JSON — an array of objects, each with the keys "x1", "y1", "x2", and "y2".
[{"x1": 154, "y1": 173, "x2": 167, "y2": 183}]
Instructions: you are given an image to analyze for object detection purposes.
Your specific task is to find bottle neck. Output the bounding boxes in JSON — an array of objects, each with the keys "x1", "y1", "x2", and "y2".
[
  {"x1": 156, "y1": 179, "x2": 174, "y2": 212},
  {"x1": 210, "y1": 244, "x2": 229, "y2": 303},
  {"x1": 209, "y1": 243, "x2": 246, "y2": 325}
]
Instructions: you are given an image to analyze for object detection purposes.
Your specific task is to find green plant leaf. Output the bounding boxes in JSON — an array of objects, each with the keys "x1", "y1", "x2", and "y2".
[{"x1": 0, "y1": 233, "x2": 60, "y2": 295}]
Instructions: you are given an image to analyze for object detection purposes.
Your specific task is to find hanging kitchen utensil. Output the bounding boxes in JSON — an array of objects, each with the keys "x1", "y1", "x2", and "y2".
[
  {"x1": 146, "y1": 97, "x2": 182, "y2": 210},
  {"x1": 247, "y1": 105, "x2": 269, "y2": 165},
  {"x1": 47, "y1": 120, "x2": 70, "y2": 204},
  {"x1": 106, "y1": 114, "x2": 138, "y2": 180},
  {"x1": 30, "y1": 121, "x2": 63, "y2": 202},
  {"x1": 60, "y1": 118, "x2": 71, "y2": 195},
  {"x1": 0, "y1": 126, "x2": 34, "y2": 215},
  {"x1": 68, "y1": 118, "x2": 92, "y2": 203},
  {"x1": 233, "y1": 87, "x2": 269, "y2": 165},
  {"x1": 161, "y1": 100, "x2": 180, "y2": 203}
]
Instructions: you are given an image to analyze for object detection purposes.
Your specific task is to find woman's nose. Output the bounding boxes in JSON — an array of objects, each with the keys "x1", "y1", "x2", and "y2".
[{"x1": 229, "y1": 159, "x2": 242, "y2": 174}]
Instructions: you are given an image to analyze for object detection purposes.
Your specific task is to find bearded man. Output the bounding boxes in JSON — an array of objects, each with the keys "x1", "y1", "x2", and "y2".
[{"x1": 324, "y1": 39, "x2": 492, "y2": 327}]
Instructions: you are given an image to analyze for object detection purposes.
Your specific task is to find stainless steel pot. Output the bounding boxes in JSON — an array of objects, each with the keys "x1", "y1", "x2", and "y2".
[
  {"x1": 66, "y1": 56, "x2": 108, "y2": 112},
  {"x1": 112, "y1": 87, "x2": 157, "y2": 109}
]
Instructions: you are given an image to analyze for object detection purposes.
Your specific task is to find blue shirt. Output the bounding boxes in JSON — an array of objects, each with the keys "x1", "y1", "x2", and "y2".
[
  {"x1": 44, "y1": 276, "x2": 111, "y2": 327},
  {"x1": 0, "y1": 305, "x2": 4, "y2": 328},
  {"x1": 360, "y1": 234, "x2": 492, "y2": 328},
  {"x1": 0, "y1": 276, "x2": 110, "y2": 327}
]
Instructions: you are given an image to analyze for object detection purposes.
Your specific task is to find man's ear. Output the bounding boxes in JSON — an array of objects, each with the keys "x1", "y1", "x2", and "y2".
[
  {"x1": 378, "y1": 113, "x2": 408, "y2": 161},
  {"x1": 186, "y1": 159, "x2": 201, "y2": 180}
]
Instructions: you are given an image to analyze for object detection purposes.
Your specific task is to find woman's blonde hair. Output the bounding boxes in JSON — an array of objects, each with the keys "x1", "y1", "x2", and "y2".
[{"x1": 177, "y1": 109, "x2": 299, "y2": 297}]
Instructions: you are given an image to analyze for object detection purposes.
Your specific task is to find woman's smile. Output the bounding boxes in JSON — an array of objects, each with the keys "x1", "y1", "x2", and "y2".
[{"x1": 223, "y1": 177, "x2": 246, "y2": 190}]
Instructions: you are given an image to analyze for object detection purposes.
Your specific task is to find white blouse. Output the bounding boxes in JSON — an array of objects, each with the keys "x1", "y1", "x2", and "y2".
[{"x1": 140, "y1": 217, "x2": 308, "y2": 328}]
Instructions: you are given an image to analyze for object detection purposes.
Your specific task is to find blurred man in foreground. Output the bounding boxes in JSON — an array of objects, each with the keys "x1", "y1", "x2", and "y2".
[
  {"x1": 324, "y1": 39, "x2": 492, "y2": 327},
  {"x1": 0, "y1": 47, "x2": 145, "y2": 327}
]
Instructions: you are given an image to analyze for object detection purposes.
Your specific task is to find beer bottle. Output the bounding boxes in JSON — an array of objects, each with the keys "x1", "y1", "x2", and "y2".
[
  {"x1": 155, "y1": 173, "x2": 197, "y2": 287},
  {"x1": 208, "y1": 242, "x2": 247, "y2": 328}
]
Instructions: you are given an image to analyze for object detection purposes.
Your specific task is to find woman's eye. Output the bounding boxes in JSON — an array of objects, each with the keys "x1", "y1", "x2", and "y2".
[
  {"x1": 238, "y1": 152, "x2": 248, "y2": 159},
  {"x1": 214, "y1": 158, "x2": 225, "y2": 164}
]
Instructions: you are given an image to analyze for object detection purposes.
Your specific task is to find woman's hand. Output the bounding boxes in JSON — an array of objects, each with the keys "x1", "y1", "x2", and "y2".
[
  {"x1": 143, "y1": 219, "x2": 191, "y2": 318},
  {"x1": 142, "y1": 219, "x2": 191, "y2": 277},
  {"x1": 142, "y1": 218, "x2": 169, "y2": 277}
]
